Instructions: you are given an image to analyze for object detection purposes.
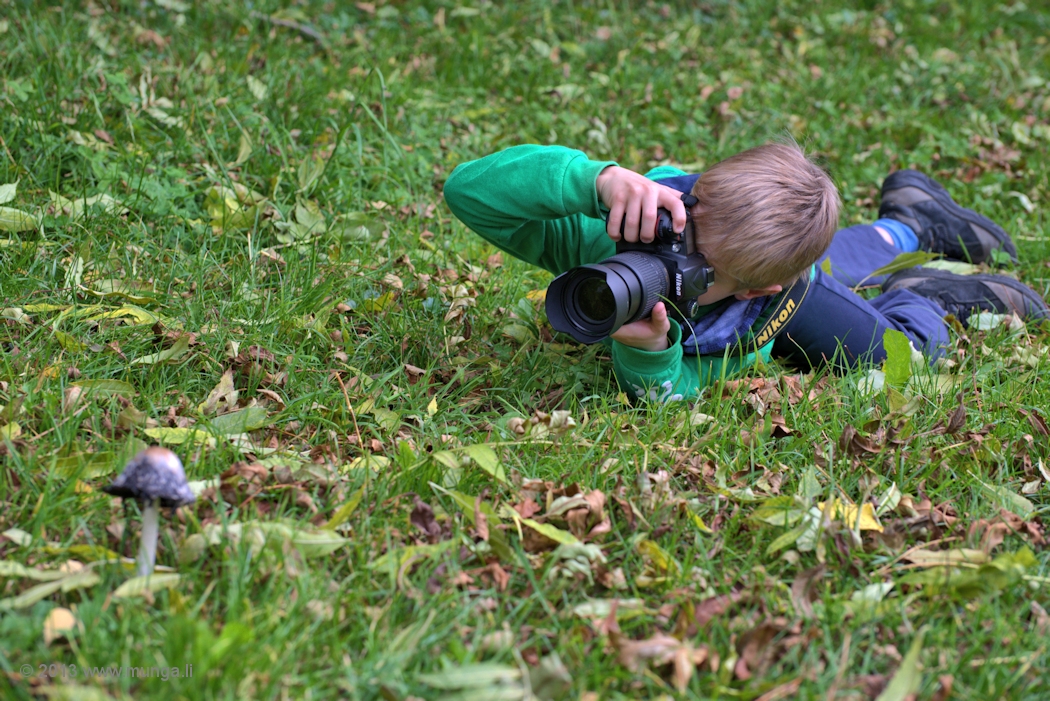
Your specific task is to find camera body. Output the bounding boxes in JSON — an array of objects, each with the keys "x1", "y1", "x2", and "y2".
[
  {"x1": 545, "y1": 195, "x2": 716, "y2": 344},
  {"x1": 613, "y1": 207, "x2": 715, "y2": 319}
]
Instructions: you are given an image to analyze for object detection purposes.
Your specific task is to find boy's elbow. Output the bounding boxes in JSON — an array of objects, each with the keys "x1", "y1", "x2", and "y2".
[{"x1": 442, "y1": 164, "x2": 469, "y2": 217}]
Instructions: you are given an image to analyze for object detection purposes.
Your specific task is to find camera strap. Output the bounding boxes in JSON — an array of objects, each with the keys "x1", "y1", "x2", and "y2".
[{"x1": 726, "y1": 272, "x2": 812, "y2": 354}]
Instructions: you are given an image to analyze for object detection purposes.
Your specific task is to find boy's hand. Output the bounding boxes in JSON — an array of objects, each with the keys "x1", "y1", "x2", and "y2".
[
  {"x1": 596, "y1": 165, "x2": 688, "y2": 243},
  {"x1": 610, "y1": 302, "x2": 672, "y2": 352}
]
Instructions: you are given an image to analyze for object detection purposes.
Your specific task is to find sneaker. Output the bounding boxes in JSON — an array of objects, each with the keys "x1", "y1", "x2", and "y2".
[
  {"x1": 879, "y1": 169, "x2": 1018, "y2": 265},
  {"x1": 882, "y1": 267, "x2": 1048, "y2": 326}
]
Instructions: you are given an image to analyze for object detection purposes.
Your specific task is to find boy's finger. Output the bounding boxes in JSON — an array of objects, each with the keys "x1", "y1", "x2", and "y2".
[
  {"x1": 657, "y1": 187, "x2": 688, "y2": 233},
  {"x1": 606, "y1": 201, "x2": 625, "y2": 240},
  {"x1": 639, "y1": 192, "x2": 659, "y2": 243},
  {"x1": 621, "y1": 202, "x2": 642, "y2": 243}
]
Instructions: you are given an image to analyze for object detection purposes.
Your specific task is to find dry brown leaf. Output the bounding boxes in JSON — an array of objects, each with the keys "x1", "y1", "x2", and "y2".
[
  {"x1": 789, "y1": 564, "x2": 825, "y2": 619},
  {"x1": 469, "y1": 562, "x2": 510, "y2": 592},
  {"x1": 610, "y1": 626, "x2": 707, "y2": 692},
  {"x1": 946, "y1": 394, "x2": 966, "y2": 435},
  {"x1": 512, "y1": 497, "x2": 542, "y2": 519},
  {"x1": 839, "y1": 424, "x2": 884, "y2": 456},
  {"x1": 769, "y1": 414, "x2": 792, "y2": 438},
  {"x1": 1022, "y1": 408, "x2": 1050, "y2": 438},
  {"x1": 968, "y1": 508, "x2": 1046, "y2": 551},
  {"x1": 693, "y1": 590, "x2": 747, "y2": 630},
  {"x1": 734, "y1": 618, "x2": 809, "y2": 681},
  {"x1": 410, "y1": 495, "x2": 442, "y2": 543}
]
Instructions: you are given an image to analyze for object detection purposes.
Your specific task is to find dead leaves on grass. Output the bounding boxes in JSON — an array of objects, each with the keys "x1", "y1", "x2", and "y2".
[{"x1": 604, "y1": 601, "x2": 713, "y2": 693}]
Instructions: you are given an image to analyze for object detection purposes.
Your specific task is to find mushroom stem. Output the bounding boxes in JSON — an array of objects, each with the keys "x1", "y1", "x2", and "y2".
[{"x1": 137, "y1": 499, "x2": 159, "y2": 577}]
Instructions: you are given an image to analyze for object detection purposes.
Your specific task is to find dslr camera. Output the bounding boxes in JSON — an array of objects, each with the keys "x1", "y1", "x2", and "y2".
[{"x1": 545, "y1": 193, "x2": 715, "y2": 344}]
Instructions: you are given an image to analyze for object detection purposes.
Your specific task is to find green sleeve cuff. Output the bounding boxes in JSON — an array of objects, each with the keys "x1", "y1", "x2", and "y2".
[{"x1": 562, "y1": 155, "x2": 617, "y2": 220}]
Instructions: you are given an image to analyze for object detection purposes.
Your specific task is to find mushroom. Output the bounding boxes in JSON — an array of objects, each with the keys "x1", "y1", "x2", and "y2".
[{"x1": 103, "y1": 447, "x2": 195, "y2": 577}]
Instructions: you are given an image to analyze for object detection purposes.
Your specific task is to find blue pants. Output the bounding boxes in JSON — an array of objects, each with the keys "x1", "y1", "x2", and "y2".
[{"x1": 772, "y1": 225, "x2": 951, "y2": 370}]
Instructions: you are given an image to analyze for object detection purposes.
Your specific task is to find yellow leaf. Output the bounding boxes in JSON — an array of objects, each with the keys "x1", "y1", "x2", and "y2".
[
  {"x1": 525, "y1": 289, "x2": 547, "y2": 303},
  {"x1": 519, "y1": 517, "x2": 580, "y2": 546},
  {"x1": 363, "y1": 291, "x2": 396, "y2": 313},
  {"x1": 690, "y1": 512, "x2": 713, "y2": 533},
  {"x1": 87, "y1": 304, "x2": 160, "y2": 326},
  {"x1": 427, "y1": 396, "x2": 438, "y2": 416},
  {"x1": 637, "y1": 539, "x2": 680, "y2": 574},
  {"x1": 817, "y1": 500, "x2": 884, "y2": 532},
  {"x1": 43, "y1": 607, "x2": 76, "y2": 645},
  {"x1": 0, "y1": 423, "x2": 21, "y2": 440}
]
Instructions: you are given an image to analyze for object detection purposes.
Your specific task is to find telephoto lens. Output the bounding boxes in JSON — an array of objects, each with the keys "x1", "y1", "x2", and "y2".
[{"x1": 545, "y1": 252, "x2": 670, "y2": 343}]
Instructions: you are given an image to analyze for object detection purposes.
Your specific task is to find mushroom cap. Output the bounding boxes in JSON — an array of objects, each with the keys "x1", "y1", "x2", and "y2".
[{"x1": 102, "y1": 447, "x2": 196, "y2": 508}]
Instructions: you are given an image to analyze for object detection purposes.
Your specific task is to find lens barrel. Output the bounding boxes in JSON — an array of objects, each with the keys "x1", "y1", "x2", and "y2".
[{"x1": 545, "y1": 252, "x2": 670, "y2": 344}]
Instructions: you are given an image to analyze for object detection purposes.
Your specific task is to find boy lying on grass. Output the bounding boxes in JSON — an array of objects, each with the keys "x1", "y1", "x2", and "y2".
[{"x1": 444, "y1": 143, "x2": 1048, "y2": 401}]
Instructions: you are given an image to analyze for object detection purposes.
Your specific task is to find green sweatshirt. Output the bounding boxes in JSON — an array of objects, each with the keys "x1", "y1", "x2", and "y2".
[{"x1": 443, "y1": 144, "x2": 774, "y2": 402}]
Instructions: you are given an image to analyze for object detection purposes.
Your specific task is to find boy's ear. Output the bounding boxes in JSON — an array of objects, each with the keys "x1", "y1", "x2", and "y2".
[{"x1": 735, "y1": 284, "x2": 783, "y2": 300}]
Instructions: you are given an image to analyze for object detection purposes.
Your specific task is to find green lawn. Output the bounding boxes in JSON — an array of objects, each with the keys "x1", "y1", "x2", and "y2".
[{"x1": 2, "y1": 0, "x2": 1050, "y2": 699}]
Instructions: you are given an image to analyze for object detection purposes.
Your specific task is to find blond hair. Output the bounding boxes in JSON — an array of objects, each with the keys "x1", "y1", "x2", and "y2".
[{"x1": 690, "y1": 142, "x2": 840, "y2": 289}]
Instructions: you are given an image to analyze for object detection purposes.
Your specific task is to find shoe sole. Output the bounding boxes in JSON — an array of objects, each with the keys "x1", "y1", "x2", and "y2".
[
  {"x1": 884, "y1": 267, "x2": 1049, "y2": 320},
  {"x1": 881, "y1": 170, "x2": 1018, "y2": 262}
]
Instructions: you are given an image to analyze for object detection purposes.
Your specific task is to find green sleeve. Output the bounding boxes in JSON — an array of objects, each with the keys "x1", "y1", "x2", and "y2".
[
  {"x1": 611, "y1": 324, "x2": 776, "y2": 402},
  {"x1": 443, "y1": 144, "x2": 619, "y2": 276}
]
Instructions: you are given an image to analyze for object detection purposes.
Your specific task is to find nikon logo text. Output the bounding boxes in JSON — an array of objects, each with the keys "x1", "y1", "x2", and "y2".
[{"x1": 754, "y1": 298, "x2": 797, "y2": 346}]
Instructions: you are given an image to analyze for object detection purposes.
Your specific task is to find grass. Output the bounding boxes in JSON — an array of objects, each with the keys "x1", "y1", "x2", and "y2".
[{"x1": 1, "y1": 0, "x2": 1050, "y2": 698}]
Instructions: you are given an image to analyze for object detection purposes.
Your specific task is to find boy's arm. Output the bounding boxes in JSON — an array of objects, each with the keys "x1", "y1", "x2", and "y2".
[
  {"x1": 443, "y1": 144, "x2": 616, "y2": 275},
  {"x1": 612, "y1": 324, "x2": 774, "y2": 402}
]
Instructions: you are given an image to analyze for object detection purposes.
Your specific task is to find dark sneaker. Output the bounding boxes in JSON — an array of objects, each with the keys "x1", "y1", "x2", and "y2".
[
  {"x1": 879, "y1": 169, "x2": 1018, "y2": 265},
  {"x1": 883, "y1": 267, "x2": 1048, "y2": 326}
]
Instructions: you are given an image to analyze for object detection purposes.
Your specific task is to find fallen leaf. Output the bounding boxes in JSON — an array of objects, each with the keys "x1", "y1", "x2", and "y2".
[
  {"x1": 113, "y1": 573, "x2": 182, "y2": 598},
  {"x1": 817, "y1": 499, "x2": 884, "y2": 532},
  {"x1": 322, "y1": 485, "x2": 365, "y2": 532},
  {"x1": 0, "y1": 206, "x2": 39, "y2": 232},
  {"x1": 143, "y1": 427, "x2": 217, "y2": 448},
  {"x1": 43, "y1": 607, "x2": 77, "y2": 645},
  {"x1": 875, "y1": 629, "x2": 925, "y2": 701},
  {"x1": 72, "y1": 379, "x2": 135, "y2": 397},
  {"x1": 198, "y1": 370, "x2": 238, "y2": 415},
  {"x1": 132, "y1": 335, "x2": 191, "y2": 365},
  {"x1": 605, "y1": 605, "x2": 708, "y2": 693},
  {"x1": 208, "y1": 406, "x2": 269, "y2": 434},
  {"x1": 902, "y1": 548, "x2": 989, "y2": 567},
  {"x1": 789, "y1": 564, "x2": 825, "y2": 619},
  {"x1": 974, "y1": 478, "x2": 1035, "y2": 518}
]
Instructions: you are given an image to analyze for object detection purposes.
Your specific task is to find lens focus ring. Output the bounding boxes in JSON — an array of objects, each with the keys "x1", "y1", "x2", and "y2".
[{"x1": 606, "y1": 252, "x2": 669, "y2": 323}]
